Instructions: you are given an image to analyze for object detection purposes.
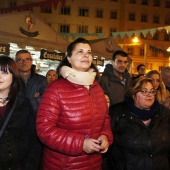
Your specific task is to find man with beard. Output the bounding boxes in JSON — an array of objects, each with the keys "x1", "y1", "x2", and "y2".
[{"x1": 99, "y1": 50, "x2": 132, "y2": 107}]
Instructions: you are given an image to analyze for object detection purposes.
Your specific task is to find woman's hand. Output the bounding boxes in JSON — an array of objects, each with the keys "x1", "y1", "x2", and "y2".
[
  {"x1": 83, "y1": 138, "x2": 101, "y2": 154},
  {"x1": 97, "y1": 135, "x2": 109, "y2": 153}
]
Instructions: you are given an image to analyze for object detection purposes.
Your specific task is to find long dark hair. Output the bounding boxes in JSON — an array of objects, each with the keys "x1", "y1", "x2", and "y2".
[
  {"x1": 0, "y1": 56, "x2": 20, "y2": 104},
  {"x1": 56, "y1": 38, "x2": 100, "y2": 80}
]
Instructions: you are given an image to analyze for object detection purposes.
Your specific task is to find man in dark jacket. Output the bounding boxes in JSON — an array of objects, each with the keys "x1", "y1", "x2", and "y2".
[
  {"x1": 15, "y1": 49, "x2": 47, "y2": 169},
  {"x1": 99, "y1": 50, "x2": 132, "y2": 107},
  {"x1": 15, "y1": 50, "x2": 47, "y2": 113}
]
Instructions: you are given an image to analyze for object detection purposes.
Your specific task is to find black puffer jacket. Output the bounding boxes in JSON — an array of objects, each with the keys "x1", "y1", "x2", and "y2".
[
  {"x1": 0, "y1": 96, "x2": 41, "y2": 170},
  {"x1": 109, "y1": 102, "x2": 170, "y2": 170}
]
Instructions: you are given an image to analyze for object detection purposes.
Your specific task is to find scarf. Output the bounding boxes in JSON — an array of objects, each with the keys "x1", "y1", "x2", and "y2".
[
  {"x1": 60, "y1": 66, "x2": 96, "y2": 87},
  {"x1": 125, "y1": 96, "x2": 160, "y2": 121}
]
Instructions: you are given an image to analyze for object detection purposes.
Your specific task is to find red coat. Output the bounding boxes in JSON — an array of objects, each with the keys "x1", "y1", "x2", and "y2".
[{"x1": 36, "y1": 78, "x2": 113, "y2": 170}]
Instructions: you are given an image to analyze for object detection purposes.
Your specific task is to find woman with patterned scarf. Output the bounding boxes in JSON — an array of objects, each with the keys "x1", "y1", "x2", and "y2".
[{"x1": 36, "y1": 38, "x2": 113, "y2": 170}]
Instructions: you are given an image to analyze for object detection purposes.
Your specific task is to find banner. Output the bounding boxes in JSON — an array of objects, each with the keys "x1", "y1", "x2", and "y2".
[
  {"x1": 0, "y1": 44, "x2": 10, "y2": 55},
  {"x1": 40, "y1": 49, "x2": 65, "y2": 61}
]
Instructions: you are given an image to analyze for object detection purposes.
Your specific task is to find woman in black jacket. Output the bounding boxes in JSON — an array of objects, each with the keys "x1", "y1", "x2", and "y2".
[
  {"x1": 0, "y1": 56, "x2": 40, "y2": 170},
  {"x1": 109, "y1": 77, "x2": 170, "y2": 170}
]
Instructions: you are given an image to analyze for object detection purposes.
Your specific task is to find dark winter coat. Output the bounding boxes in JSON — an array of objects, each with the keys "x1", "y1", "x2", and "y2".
[
  {"x1": 19, "y1": 71, "x2": 47, "y2": 113},
  {"x1": 36, "y1": 78, "x2": 113, "y2": 170},
  {"x1": 99, "y1": 64, "x2": 132, "y2": 106},
  {"x1": 109, "y1": 102, "x2": 170, "y2": 170},
  {"x1": 0, "y1": 96, "x2": 41, "y2": 170}
]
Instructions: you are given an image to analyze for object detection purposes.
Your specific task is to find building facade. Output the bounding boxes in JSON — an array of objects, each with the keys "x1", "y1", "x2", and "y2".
[{"x1": 1, "y1": 0, "x2": 170, "y2": 73}]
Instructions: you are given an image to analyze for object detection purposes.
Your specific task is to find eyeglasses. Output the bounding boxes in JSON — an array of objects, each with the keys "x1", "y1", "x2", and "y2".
[
  {"x1": 16, "y1": 58, "x2": 32, "y2": 64},
  {"x1": 140, "y1": 89, "x2": 157, "y2": 96}
]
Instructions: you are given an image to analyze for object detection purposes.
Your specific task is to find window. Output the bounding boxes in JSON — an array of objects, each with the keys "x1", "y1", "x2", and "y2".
[
  {"x1": 96, "y1": 26, "x2": 103, "y2": 33},
  {"x1": 110, "y1": 28, "x2": 117, "y2": 36},
  {"x1": 164, "y1": 34, "x2": 170, "y2": 41},
  {"x1": 153, "y1": 33, "x2": 158, "y2": 40},
  {"x1": 165, "y1": 1, "x2": 170, "y2": 8},
  {"x1": 129, "y1": 13, "x2": 135, "y2": 21},
  {"x1": 153, "y1": 15, "x2": 159, "y2": 23},
  {"x1": 9, "y1": 0, "x2": 17, "y2": 8},
  {"x1": 78, "y1": 25, "x2": 88, "y2": 33},
  {"x1": 141, "y1": 0, "x2": 148, "y2": 5},
  {"x1": 165, "y1": 16, "x2": 170, "y2": 24},
  {"x1": 141, "y1": 14, "x2": 148, "y2": 22},
  {"x1": 41, "y1": 6, "x2": 52, "y2": 13},
  {"x1": 60, "y1": 6, "x2": 70, "y2": 15},
  {"x1": 79, "y1": 8, "x2": 89, "y2": 16},
  {"x1": 60, "y1": 25, "x2": 69, "y2": 33},
  {"x1": 96, "y1": 9, "x2": 103, "y2": 18},
  {"x1": 127, "y1": 47, "x2": 133, "y2": 55},
  {"x1": 140, "y1": 48, "x2": 144, "y2": 56},
  {"x1": 153, "y1": 0, "x2": 160, "y2": 6},
  {"x1": 129, "y1": 0, "x2": 136, "y2": 4},
  {"x1": 111, "y1": 0, "x2": 118, "y2": 2},
  {"x1": 110, "y1": 11, "x2": 117, "y2": 19}
]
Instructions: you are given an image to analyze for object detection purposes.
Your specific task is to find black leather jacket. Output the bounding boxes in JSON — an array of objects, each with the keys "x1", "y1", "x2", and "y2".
[{"x1": 109, "y1": 102, "x2": 170, "y2": 170}]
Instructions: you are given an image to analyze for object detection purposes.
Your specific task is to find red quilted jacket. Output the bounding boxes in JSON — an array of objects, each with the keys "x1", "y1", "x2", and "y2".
[{"x1": 36, "y1": 78, "x2": 113, "y2": 170}]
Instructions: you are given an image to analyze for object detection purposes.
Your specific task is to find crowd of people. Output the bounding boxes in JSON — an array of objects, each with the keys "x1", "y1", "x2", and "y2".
[{"x1": 0, "y1": 37, "x2": 170, "y2": 170}]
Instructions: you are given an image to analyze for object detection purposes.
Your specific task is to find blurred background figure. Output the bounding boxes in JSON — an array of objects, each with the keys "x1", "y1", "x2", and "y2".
[
  {"x1": 31, "y1": 64, "x2": 37, "y2": 74},
  {"x1": 137, "y1": 64, "x2": 146, "y2": 75},
  {"x1": 161, "y1": 66, "x2": 170, "y2": 92},
  {"x1": 109, "y1": 77, "x2": 170, "y2": 170},
  {"x1": 146, "y1": 70, "x2": 170, "y2": 109},
  {"x1": 0, "y1": 56, "x2": 40, "y2": 170},
  {"x1": 46, "y1": 69, "x2": 57, "y2": 84}
]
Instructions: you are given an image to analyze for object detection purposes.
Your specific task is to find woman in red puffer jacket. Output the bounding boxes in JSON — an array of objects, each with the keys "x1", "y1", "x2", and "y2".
[{"x1": 36, "y1": 38, "x2": 113, "y2": 170}]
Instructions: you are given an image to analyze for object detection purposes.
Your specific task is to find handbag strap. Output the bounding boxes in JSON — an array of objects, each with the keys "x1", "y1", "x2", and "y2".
[{"x1": 0, "y1": 96, "x2": 18, "y2": 138}]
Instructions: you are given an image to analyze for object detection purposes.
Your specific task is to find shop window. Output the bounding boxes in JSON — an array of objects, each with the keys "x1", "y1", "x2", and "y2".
[
  {"x1": 79, "y1": 8, "x2": 89, "y2": 17},
  {"x1": 153, "y1": 15, "x2": 160, "y2": 24},
  {"x1": 96, "y1": 26, "x2": 103, "y2": 33},
  {"x1": 141, "y1": 14, "x2": 148, "y2": 22},
  {"x1": 60, "y1": 25, "x2": 70, "y2": 33},
  {"x1": 129, "y1": 13, "x2": 135, "y2": 21},
  {"x1": 141, "y1": 0, "x2": 148, "y2": 5},
  {"x1": 153, "y1": 0, "x2": 160, "y2": 6},
  {"x1": 78, "y1": 25, "x2": 88, "y2": 33},
  {"x1": 60, "y1": 6, "x2": 70, "y2": 15},
  {"x1": 129, "y1": 0, "x2": 136, "y2": 4},
  {"x1": 110, "y1": 11, "x2": 117, "y2": 19},
  {"x1": 165, "y1": 1, "x2": 170, "y2": 8},
  {"x1": 96, "y1": 9, "x2": 103, "y2": 18}
]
